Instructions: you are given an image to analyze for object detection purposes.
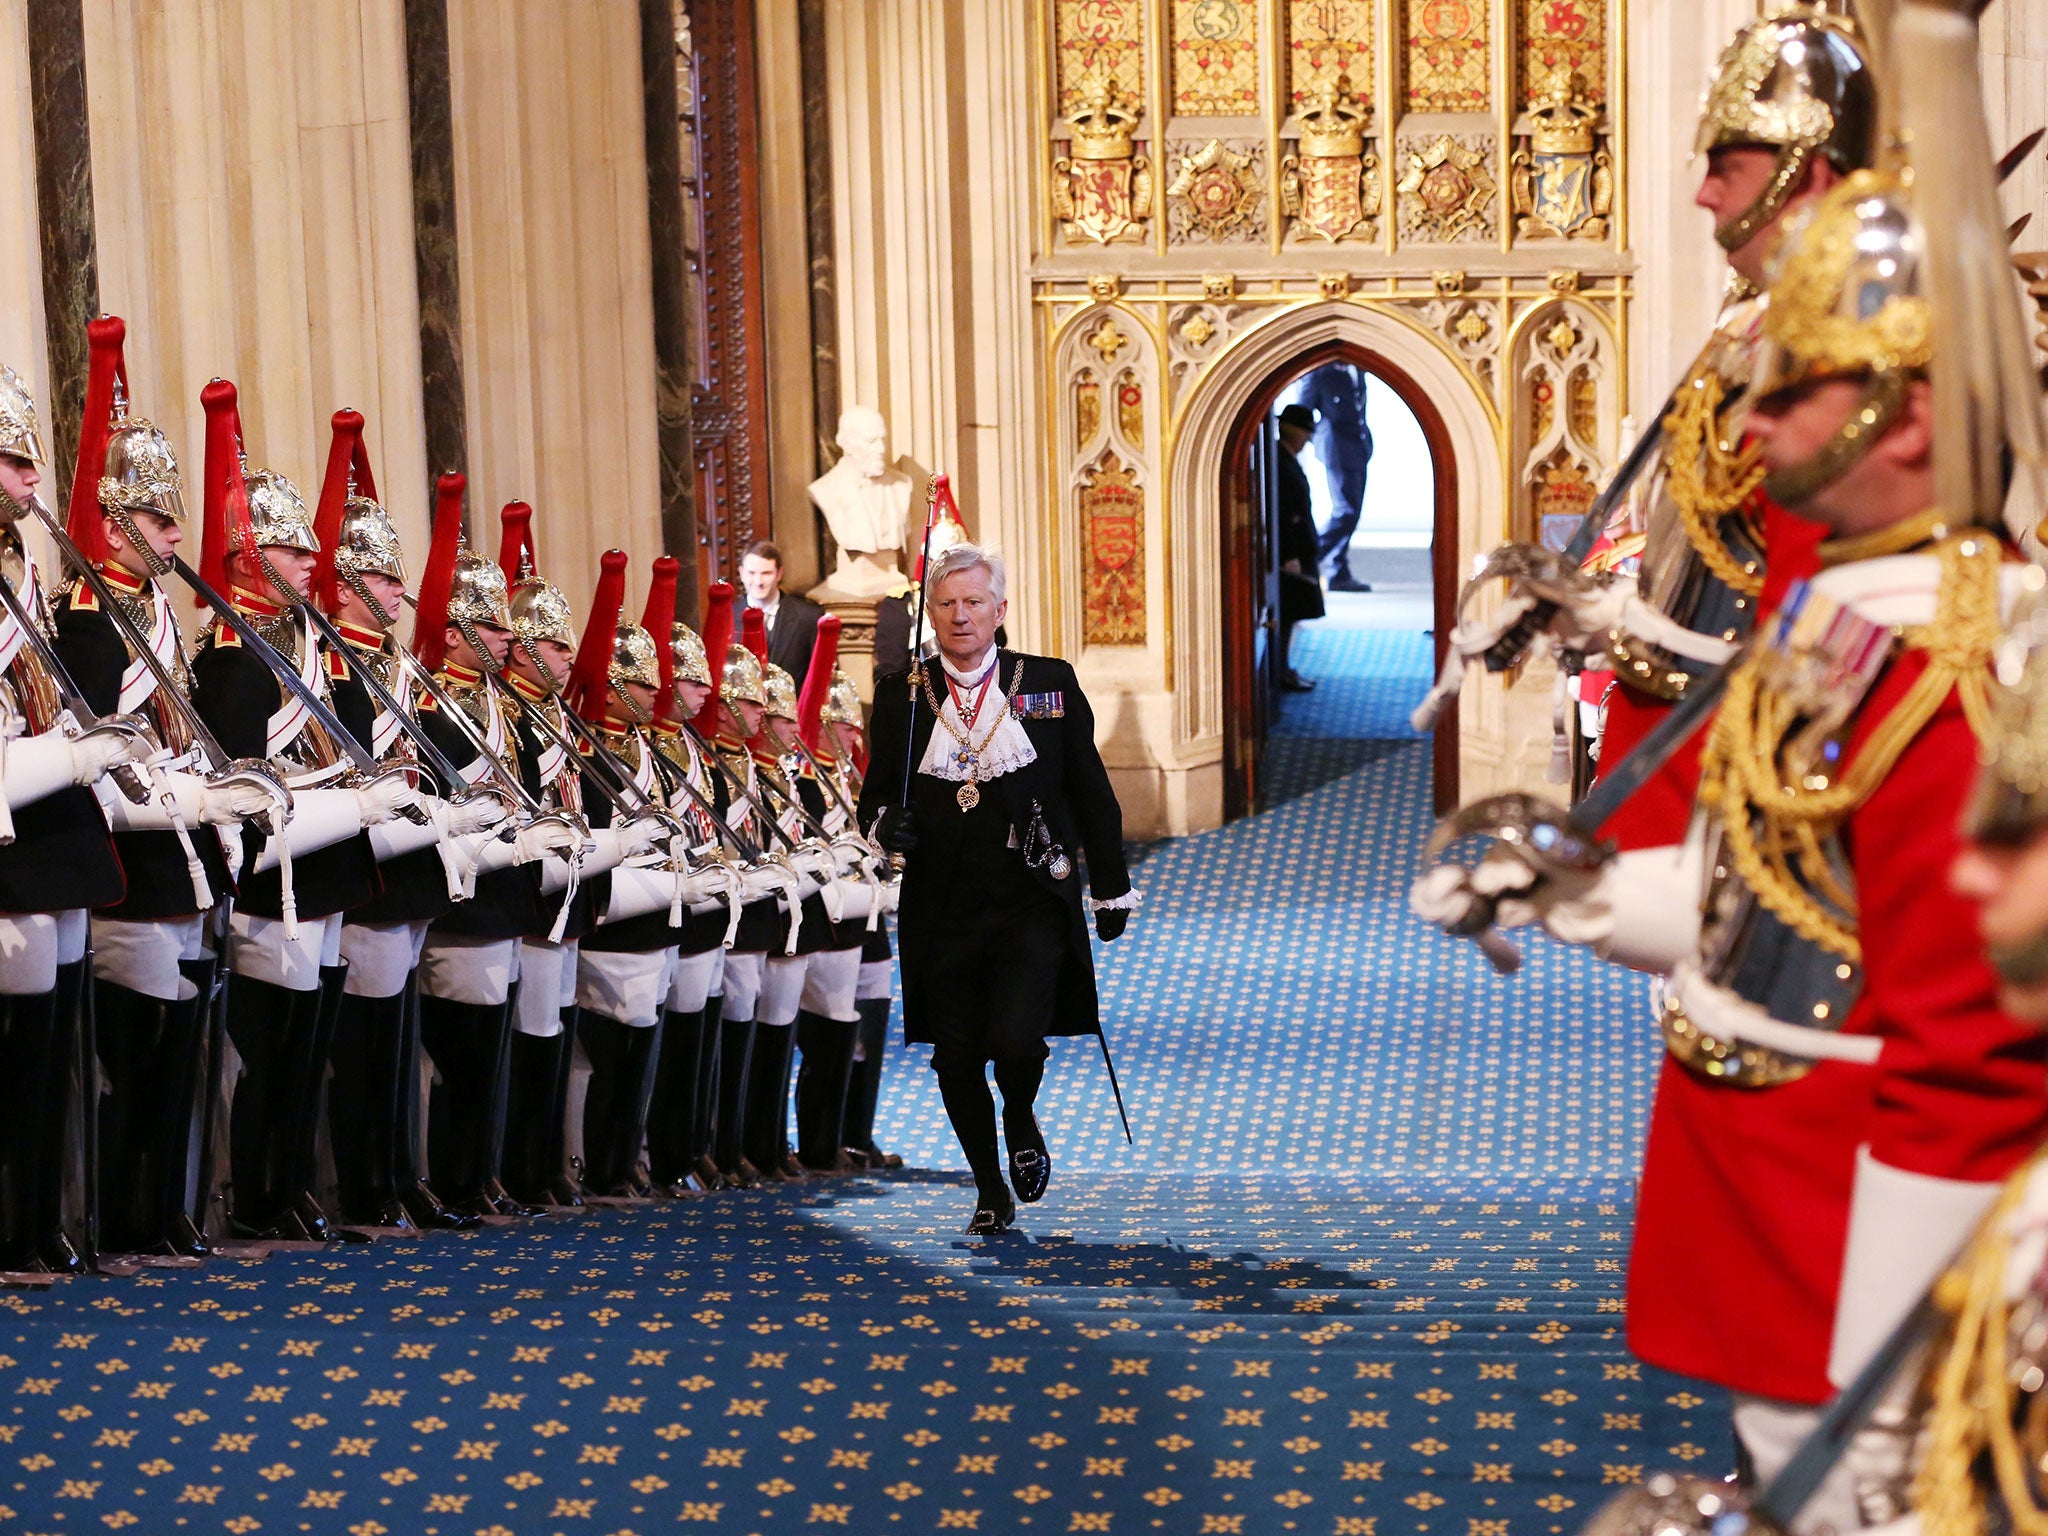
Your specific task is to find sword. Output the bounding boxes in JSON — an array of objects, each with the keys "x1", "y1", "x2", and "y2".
[
  {"x1": 647, "y1": 727, "x2": 765, "y2": 862},
  {"x1": 245, "y1": 546, "x2": 477, "y2": 802},
  {"x1": 0, "y1": 561, "x2": 153, "y2": 808},
  {"x1": 18, "y1": 493, "x2": 237, "y2": 774},
  {"x1": 379, "y1": 641, "x2": 548, "y2": 818},
  {"x1": 682, "y1": 718, "x2": 808, "y2": 856},
  {"x1": 165, "y1": 554, "x2": 384, "y2": 778}
]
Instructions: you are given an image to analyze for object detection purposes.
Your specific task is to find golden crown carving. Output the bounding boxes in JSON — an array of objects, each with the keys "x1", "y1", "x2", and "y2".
[
  {"x1": 1526, "y1": 72, "x2": 1600, "y2": 157},
  {"x1": 1295, "y1": 84, "x2": 1367, "y2": 159},
  {"x1": 1065, "y1": 78, "x2": 1141, "y2": 162}
]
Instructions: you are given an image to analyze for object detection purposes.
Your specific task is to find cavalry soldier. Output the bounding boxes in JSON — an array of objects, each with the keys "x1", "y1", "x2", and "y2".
[
  {"x1": 1415, "y1": 4, "x2": 2048, "y2": 1512},
  {"x1": 860, "y1": 541, "x2": 1136, "y2": 1234},
  {"x1": 645, "y1": 584, "x2": 737, "y2": 1197},
  {"x1": 312, "y1": 417, "x2": 506, "y2": 1231},
  {"x1": 54, "y1": 319, "x2": 252, "y2": 1259},
  {"x1": 808, "y1": 648, "x2": 903, "y2": 1171},
  {"x1": 493, "y1": 503, "x2": 594, "y2": 1208},
  {"x1": 0, "y1": 355, "x2": 148, "y2": 1273},
  {"x1": 789, "y1": 615, "x2": 877, "y2": 1172},
  {"x1": 190, "y1": 380, "x2": 419, "y2": 1242},
  {"x1": 1422, "y1": 4, "x2": 1876, "y2": 849},
  {"x1": 563, "y1": 551, "x2": 680, "y2": 1198}
]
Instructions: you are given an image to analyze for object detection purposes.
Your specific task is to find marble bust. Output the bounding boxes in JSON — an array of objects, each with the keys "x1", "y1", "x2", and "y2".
[{"x1": 808, "y1": 406, "x2": 915, "y2": 599}]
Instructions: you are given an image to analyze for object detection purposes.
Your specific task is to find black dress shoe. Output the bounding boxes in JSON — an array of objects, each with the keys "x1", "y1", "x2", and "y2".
[
  {"x1": 484, "y1": 1180, "x2": 545, "y2": 1218},
  {"x1": 965, "y1": 1190, "x2": 1016, "y2": 1236},
  {"x1": 727, "y1": 1158, "x2": 763, "y2": 1189},
  {"x1": 1280, "y1": 672, "x2": 1316, "y2": 693},
  {"x1": 1328, "y1": 571, "x2": 1372, "y2": 593},
  {"x1": 1010, "y1": 1148, "x2": 1051, "y2": 1205}
]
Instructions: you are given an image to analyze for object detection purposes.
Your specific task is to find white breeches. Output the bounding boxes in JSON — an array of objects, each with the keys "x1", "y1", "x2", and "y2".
[
  {"x1": 799, "y1": 947, "x2": 862, "y2": 1023},
  {"x1": 0, "y1": 909, "x2": 89, "y2": 995},
  {"x1": 338, "y1": 920, "x2": 431, "y2": 1000},
  {"x1": 93, "y1": 915, "x2": 207, "y2": 1002},
  {"x1": 418, "y1": 932, "x2": 521, "y2": 1007},
  {"x1": 856, "y1": 959, "x2": 894, "y2": 1001},
  {"x1": 228, "y1": 909, "x2": 343, "y2": 993},
  {"x1": 516, "y1": 938, "x2": 580, "y2": 1038},
  {"x1": 576, "y1": 945, "x2": 676, "y2": 1030},
  {"x1": 758, "y1": 953, "x2": 807, "y2": 1028},
  {"x1": 720, "y1": 950, "x2": 764, "y2": 1023},
  {"x1": 665, "y1": 947, "x2": 723, "y2": 1015}
]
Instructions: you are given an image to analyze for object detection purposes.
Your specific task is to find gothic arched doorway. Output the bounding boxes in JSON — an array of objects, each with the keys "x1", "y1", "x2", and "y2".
[{"x1": 1219, "y1": 342, "x2": 1461, "y2": 820}]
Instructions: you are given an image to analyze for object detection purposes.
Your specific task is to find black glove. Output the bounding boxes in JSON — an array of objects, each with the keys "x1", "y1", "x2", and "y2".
[
  {"x1": 877, "y1": 805, "x2": 919, "y2": 856},
  {"x1": 1095, "y1": 907, "x2": 1129, "y2": 943}
]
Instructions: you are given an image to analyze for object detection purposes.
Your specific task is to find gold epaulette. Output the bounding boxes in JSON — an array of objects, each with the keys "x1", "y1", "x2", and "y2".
[{"x1": 1660, "y1": 363, "x2": 1765, "y2": 598}]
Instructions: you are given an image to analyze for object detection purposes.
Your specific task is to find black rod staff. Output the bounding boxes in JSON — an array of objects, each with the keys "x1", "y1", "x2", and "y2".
[{"x1": 897, "y1": 474, "x2": 945, "y2": 812}]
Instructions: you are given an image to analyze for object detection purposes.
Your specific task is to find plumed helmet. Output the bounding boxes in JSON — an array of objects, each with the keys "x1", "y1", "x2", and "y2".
[
  {"x1": 761, "y1": 662, "x2": 798, "y2": 722},
  {"x1": 0, "y1": 365, "x2": 45, "y2": 465},
  {"x1": 448, "y1": 544, "x2": 515, "y2": 631},
  {"x1": 610, "y1": 621, "x2": 662, "y2": 692},
  {"x1": 820, "y1": 666, "x2": 862, "y2": 728},
  {"x1": 1694, "y1": 6, "x2": 1876, "y2": 252},
  {"x1": 242, "y1": 466, "x2": 318, "y2": 553},
  {"x1": 720, "y1": 643, "x2": 766, "y2": 710},
  {"x1": 671, "y1": 621, "x2": 713, "y2": 688},
  {"x1": 333, "y1": 493, "x2": 406, "y2": 584},
  {"x1": 101, "y1": 412, "x2": 188, "y2": 525},
  {"x1": 509, "y1": 569, "x2": 576, "y2": 648}
]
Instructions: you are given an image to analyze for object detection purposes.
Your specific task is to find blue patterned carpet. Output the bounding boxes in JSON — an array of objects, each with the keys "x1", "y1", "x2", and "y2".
[
  {"x1": 1, "y1": 630, "x2": 1728, "y2": 1536},
  {"x1": 1272, "y1": 629, "x2": 1434, "y2": 743}
]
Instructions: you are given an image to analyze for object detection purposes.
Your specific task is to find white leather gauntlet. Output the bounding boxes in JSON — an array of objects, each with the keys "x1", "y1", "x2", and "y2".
[{"x1": 251, "y1": 786, "x2": 377, "y2": 872}]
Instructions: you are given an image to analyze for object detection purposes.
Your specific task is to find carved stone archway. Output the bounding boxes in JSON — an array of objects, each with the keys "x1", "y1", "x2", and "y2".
[{"x1": 1165, "y1": 302, "x2": 1505, "y2": 823}]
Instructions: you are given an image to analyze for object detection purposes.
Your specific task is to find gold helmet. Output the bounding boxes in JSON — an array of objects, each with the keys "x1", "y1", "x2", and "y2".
[
  {"x1": 671, "y1": 621, "x2": 713, "y2": 688},
  {"x1": 611, "y1": 622, "x2": 661, "y2": 693},
  {"x1": 1694, "y1": 6, "x2": 1877, "y2": 252},
  {"x1": 241, "y1": 466, "x2": 319, "y2": 554},
  {"x1": 100, "y1": 387, "x2": 187, "y2": 526},
  {"x1": 720, "y1": 643, "x2": 767, "y2": 711},
  {"x1": 509, "y1": 563, "x2": 576, "y2": 650},
  {"x1": 448, "y1": 543, "x2": 515, "y2": 633},
  {"x1": 0, "y1": 365, "x2": 45, "y2": 464},
  {"x1": 820, "y1": 666, "x2": 862, "y2": 729},
  {"x1": 761, "y1": 663, "x2": 798, "y2": 722},
  {"x1": 333, "y1": 492, "x2": 405, "y2": 585}
]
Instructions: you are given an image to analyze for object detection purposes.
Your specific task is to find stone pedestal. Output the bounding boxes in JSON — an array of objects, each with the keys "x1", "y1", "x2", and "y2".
[{"x1": 807, "y1": 583, "x2": 890, "y2": 701}]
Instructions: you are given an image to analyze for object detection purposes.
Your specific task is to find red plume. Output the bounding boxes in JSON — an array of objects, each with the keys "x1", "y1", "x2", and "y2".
[
  {"x1": 567, "y1": 550, "x2": 629, "y2": 720},
  {"x1": 911, "y1": 472, "x2": 968, "y2": 582},
  {"x1": 412, "y1": 473, "x2": 466, "y2": 671},
  {"x1": 641, "y1": 555, "x2": 680, "y2": 722},
  {"x1": 741, "y1": 606, "x2": 767, "y2": 666},
  {"x1": 66, "y1": 316, "x2": 129, "y2": 566},
  {"x1": 312, "y1": 408, "x2": 366, "y2": 612},
  {"x1": 198, "y1": 378, "x2": 253, "y2": 598},
  {"x1": 690, "y1": 580, "x2": 735, "y2": 734},
  {"x1": 798, "y1": 613, "x2": 841, "y2": 751},
  {"x1": 498, "y1": 501, "x2": 534, "y2": 583}
]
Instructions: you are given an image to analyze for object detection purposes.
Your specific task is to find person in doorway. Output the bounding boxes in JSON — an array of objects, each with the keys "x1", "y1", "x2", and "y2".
[
  {"x1": 739, "y1": 539, "x2": 825, "y2": 688},
  {"x1": 1307, "y1": 363, "x2": 1374, "y2": 592},
  {"x1": 1273, "y1": 403, "x2": 1325, "y2": 693},
  {"x1": 860, "y1": 542, "x2": 1136, "y2": 1234}
]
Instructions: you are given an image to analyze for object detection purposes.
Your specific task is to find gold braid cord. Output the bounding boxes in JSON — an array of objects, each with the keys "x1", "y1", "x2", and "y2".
[
  {"x1": 1696, "y1": 537, "x2": 2005, "y2": 966},
  {"x1": 1661, "y1": 371, "x2": 1767, "y2": 599},
  {"x1": 1914, "y1": 1152, "x2": 2048, "y2": 1536}
]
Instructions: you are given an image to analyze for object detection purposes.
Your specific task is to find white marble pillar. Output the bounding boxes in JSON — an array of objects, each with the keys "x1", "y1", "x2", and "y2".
[{"x1": 0, "y1": 2, "x2": 48, "y2": 424}]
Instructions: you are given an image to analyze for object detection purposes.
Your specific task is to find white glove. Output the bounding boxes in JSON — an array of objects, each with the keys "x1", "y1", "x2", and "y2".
[
  {"x1": 99, "y1": 768, "x2": 277, "y2": 830},
  {"x1": 354, "y1": 775, "x2": 424, "y2": 827},
  {"x1": 445, "y1": 794, "x2": 512, "y2": 837},
  {"x1": 4, "y1": 726, "x2": 141, "y2": 810},
  {"x1": 741, "y1": 862, "x2": 794, "y2": 903},
  {"x1": 516, "y1": 817, "x2": 587, "y2": 864},
  {"x1": 68, "y1": 725, "x2": 150, "y2": 783},
  {"x1": 203, "y1": 776, "x2": 285, "y2": 825},
  {"x1": 879, "y1": 877, "x2": 901, "y2": 915}
]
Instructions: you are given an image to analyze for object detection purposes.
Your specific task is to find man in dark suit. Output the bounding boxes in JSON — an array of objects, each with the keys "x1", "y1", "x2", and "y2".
[
  {"x1": 1273, "y1": 403, "x2": 1326, "y2": 692},
  {"x1": 859, "y1": 542, "x2": 1136, "y2": 1235},
  {"x1": 740, "y1": 539, "x2": 826, "y2": 687}
]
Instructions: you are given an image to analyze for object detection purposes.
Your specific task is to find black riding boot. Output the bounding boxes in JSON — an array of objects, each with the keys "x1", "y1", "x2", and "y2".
[
  {"x1": 223, "y1": 973, "x2": 302, "y2": 1237},
  {"x1": 712, "y1": 1010, "x2": 756, "y2": 1184},
  {"x1": 93, "y1": 980, "x2": 167, "y2": 1253},
  {"x1": 281, "y1": 964, "x2": 350, "y2": 1241},
  {"x1": 0, "y1": 985, "x2": 66, "y2": 1271},
  {"x1": 388, "y1": 980, "x2": 475, "y2": 1229},
  {"x1": 546, "y1": 1005, "x2": 584, "y2": 1205},
  {"x1": 480, "y1": 990, "x2": 533, "y2": 1215},
  {"x1": 794, "y1": 1011, "x2": 858, "y2": 1172},
  {"x1": 843, "y1": 995, "x2": 901, "y2": 1168},
  {"x1": 742, "y1": 1024, "x2": 798, "y2": 1180},
  {"x1": 327, "y1": 988, "x2": 409, "y2": 1226},
  {"x1": 691, "y1": 994, "x2": 724, "y2": 1188},
  {"x1": 577, "y1": 1012, "x2": 625, "y2": 1193},
  {"x1": 611, "y1": 1021, "x2": 662, "y2": 1197},
  {"x1": 501, "y1": 1028, "x2": 565, "y2": 1205},
  {"x1": 646, "y1": 1007, "x2": 706, "y2": 1194},
  {"x1": 419, "y1": 993, "x2": 496, "y2": 1213}
]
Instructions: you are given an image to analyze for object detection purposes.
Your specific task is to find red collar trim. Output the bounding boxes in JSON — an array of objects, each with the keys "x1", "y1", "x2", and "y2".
[
  {"x1": 505, "y1": 670, "x2": 551, "y2": 704},
  {"x1": 97, "y1": 562, "x2": 148, "y2": 597},
  {"x1": 230, "y1": 584, "x2": 287, "y2": 620},
  {"x1": 443, "y1": 660, "x2": 484, "y2": 687},
  {"x1": 334, "y1": 617, "x2": 385, "y2": 649}
]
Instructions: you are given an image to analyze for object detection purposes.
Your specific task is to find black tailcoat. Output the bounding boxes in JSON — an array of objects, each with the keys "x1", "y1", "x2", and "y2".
[{"x1": 858, "y1": 650, "x2": 1128, "y2": 1046}]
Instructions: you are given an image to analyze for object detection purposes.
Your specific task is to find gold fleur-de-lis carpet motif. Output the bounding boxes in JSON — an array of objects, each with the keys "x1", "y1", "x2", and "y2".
[{"x1": 3, "y1": 634, "x2": 1729, "y2": 1534}]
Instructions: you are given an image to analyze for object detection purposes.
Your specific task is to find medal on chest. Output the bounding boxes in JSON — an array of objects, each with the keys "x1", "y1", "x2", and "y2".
[{"x1": 925, "y1": 659, "x2": 1023, "y2": 813}]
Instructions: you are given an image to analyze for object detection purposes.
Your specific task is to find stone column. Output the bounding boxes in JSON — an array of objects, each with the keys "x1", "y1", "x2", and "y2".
[
  {"x1": 23, "y1": 0, "x2": 91, "y2": 508},
  {"x1": 405, "y1": 0, "x2": 467, "y2": 510},
  {"x1": 641, "y1": 0, "x2": 698, "y2": 624}
]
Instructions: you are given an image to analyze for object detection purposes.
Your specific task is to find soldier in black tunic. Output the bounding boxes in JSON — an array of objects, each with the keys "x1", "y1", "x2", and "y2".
[{"x1": 859, "y1": 543, "x2": 1136, "y2": 1234}]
